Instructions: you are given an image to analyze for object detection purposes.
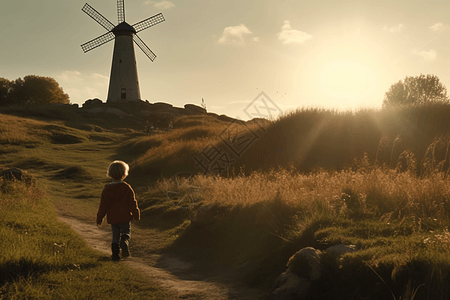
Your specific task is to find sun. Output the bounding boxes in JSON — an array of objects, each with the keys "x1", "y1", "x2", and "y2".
[
  {"x1": 290, "y1": 31, "x2": 388, "y2": 111},
  {"x1": 296, "y1": 32, "x2": 387, "y2": 111},
  {"x1": 318, "y1": 57, "x2": 376, "y2": 109}
]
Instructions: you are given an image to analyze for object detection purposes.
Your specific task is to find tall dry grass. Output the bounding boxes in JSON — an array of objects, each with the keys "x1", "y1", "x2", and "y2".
[
  {"x1": 149, "y1": 163, "x2": 450, "y2": 297},
  {"x1": 130, "y1": 115, "x2": 256, "y2": 178},
  {"x1": 133, "y1": 138, "x2": 211, "y2": 178},
  {"x1": 235, "y1": 103, "x2": 450, "y2": 174},
  {"x1": 133, "y1": 103, "x2": 450, "y2": 180},
  {"x1": 154, "y1": 165, "x2": 450, "y2": 225}
]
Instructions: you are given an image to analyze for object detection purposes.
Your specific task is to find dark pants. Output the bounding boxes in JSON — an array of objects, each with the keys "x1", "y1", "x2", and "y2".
[{"x1": 111, "y1": 222, "x2": 130, "y2": 244}]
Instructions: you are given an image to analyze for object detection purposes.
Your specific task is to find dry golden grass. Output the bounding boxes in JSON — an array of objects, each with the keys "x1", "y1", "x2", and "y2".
[
  {"x1": 154, "y1": 166, "x2": 450, "y2": 225},
  {"x1": 131, "y1": 115, "x2": 265, "y2": 179},
  {"x1": 133, "y1": 103, "x2": 450, "y2": 181},
  {"x1": 234, "y1": 103, "x2": 450, "y2": 174},
  {"x1": 173, "y1": 114, "x2": 230, "y2": 128},
  {"x1": 149, "y1": 165, "x2": 450, "y2": 298},
  {"x1": 133, "y1": 138, "x2": 211, "y2": 178},
  {"x1": 125, "y1": 123, "x2": 226, "y2": 156}
]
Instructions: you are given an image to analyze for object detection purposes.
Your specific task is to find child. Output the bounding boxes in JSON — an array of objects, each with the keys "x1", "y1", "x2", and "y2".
[{"x1": 97, "y1": 160, "x2": 140, "y2": 261}]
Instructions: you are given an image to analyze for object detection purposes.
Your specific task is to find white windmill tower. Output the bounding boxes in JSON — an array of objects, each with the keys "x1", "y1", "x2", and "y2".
[{"x1": 81, "y1": 0, "x2": 165, "y2": 103}]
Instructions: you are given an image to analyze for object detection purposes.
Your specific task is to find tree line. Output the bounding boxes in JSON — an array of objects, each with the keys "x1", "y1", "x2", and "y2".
[
  {"x1": 0, "y1": 75, "x2": 69, "y2": 106},
  {"x1": 0, "y1": 73, "x2": 447, "y2": 108},
  {"x1": 383, "y1": 74, "x2": 449, "y2": 108}
]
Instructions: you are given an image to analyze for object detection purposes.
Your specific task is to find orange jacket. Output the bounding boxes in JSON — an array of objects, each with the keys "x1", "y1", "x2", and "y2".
[{"x1": 96, "y1": 182, "x2": 140, "y2": 225}]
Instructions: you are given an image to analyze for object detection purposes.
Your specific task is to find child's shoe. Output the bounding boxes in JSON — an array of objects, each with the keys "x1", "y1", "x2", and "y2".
[
  {"x1": 120, "y1": 235, "x2": 130, "y2": 257},
  {"x1": 111, "y1": 243, "x2": 121, "y2": 261}
]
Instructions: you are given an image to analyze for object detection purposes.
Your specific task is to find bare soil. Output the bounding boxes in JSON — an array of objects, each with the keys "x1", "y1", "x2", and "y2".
[{"x1": 59, "y1": 216, "x2": 268, "y2": 300}]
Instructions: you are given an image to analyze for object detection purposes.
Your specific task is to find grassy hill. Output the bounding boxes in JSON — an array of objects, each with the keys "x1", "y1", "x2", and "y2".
[
  {"x1": 0, "y1": 169, "x2": 170, "y2": 299},
  {"x1": 3, "y1": 102, "x2": 450, "y2": 299}
]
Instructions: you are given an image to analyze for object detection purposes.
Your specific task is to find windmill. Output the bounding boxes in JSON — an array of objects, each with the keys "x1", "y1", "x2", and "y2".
[{"x1": 81, "y1": 0, "x2": 165, "y2": 103}]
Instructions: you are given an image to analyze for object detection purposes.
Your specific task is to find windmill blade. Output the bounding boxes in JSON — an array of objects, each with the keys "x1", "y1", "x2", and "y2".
[
  {"x1": 132, "y1": 13, "x2": 165, "y2": 33},
  {"x1": 82, "y1": 3, "x2": 115, "y2": 31},
  {"x1": 81, "y1": 32, "x2": 115, "y2": 53},
  {"x1": 117, "y1": 0, "x2": 125, "y2": 23},
  {"x1": 133, "y1": 34, "x2": 157, "y2": 61}
]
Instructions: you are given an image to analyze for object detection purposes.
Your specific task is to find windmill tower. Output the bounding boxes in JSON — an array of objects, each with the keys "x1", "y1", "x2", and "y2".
[{"x1": 81, "y1": 0, "x2": 165, "y2": 103}]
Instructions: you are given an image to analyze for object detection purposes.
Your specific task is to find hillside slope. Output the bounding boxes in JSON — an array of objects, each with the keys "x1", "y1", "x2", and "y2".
[{"x1": 4, "y1": 103, "x2": 450, "y2": 299}]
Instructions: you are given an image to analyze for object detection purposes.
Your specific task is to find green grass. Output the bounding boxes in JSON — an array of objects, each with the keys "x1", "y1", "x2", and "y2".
[{"x1": 0, "y1": 179, "x2": 170, "y2": 300}]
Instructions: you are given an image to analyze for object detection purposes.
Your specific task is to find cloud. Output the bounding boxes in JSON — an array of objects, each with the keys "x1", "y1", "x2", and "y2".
[
  {"x1": 384, "y1": 24, "x2": 405, "y2": 33},
  {"x1": 430, "y1": 22, "x2": 444, "y2": 31},
  {"x1": 55, "y1": 71, "x2": 108, "y2": 104},
  {"x1": 413, "y1": 49, "x2": 437, "y2": 60},
  {"x1": 91, "y1": 73, "x2": 109, "y2": 81},
  {"x1": 277, "y1": 20, "x2": 312, "y2": 45},
  {"x1": 217, "y1": 24, "x2": 253, "y2": 46},
  {"x1": 57, "y1": 71, "x2": 108, "y2": 85},
  {"x1": 58, "y1": 71, "x2": 82, "y2": 82},
  {"x1": 144, "y1": 0, "x2": 175, "y2": 9}
]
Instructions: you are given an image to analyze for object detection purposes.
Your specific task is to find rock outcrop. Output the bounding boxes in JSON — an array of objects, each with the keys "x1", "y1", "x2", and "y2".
[
  {"x1": 272, "y1": 244, "x2": 357, "y2": 300},
  {"x1": 0, "y1": 167, "x2": 35, "y2": 188}
]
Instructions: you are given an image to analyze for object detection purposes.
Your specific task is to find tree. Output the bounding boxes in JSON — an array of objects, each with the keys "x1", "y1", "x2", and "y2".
[
  {"x1": 0, "y1": 78, "x2": 11, "y2": 106},
  {"x1": 382, "y1": 74, "x2": 449, "y2": 108},
  {"x1": 8, "y1": 75, "x2": 69, "y2": 105}
]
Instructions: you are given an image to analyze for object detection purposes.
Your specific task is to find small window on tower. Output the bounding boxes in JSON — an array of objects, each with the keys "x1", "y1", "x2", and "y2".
[{"x1": 121, "y1": 88, "x2": 126, "y2": 100}]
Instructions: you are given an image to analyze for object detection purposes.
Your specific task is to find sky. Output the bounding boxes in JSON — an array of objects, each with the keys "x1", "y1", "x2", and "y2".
[{"x1": 1, "y1": 0, "x2": 450, "y2": 120}]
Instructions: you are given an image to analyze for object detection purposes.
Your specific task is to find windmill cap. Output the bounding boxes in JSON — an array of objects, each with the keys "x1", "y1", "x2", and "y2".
[{"x1": 112, "y1": 22, "x2": 137, "y2": 35}]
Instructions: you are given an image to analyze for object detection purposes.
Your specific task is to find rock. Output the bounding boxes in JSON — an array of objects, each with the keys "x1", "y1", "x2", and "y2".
[
  {"x1": 0, "y1": 168, "x2": 35, "y2": 187},
  {"x1": 152, "y1": 102, "x2": 173, "y2": 110},
  {"x1": 287, "y1": 247, "x2": 323, "y2": 281},
  {"x1": 326, "y1": 244, "x2": 357, "y2": 256},
  {"x1": 184, "y1": 104, "x2": 206, "y2": 114},
  {"x1": 85, "y1": 107, "x2": 131, "y2": 117},
  {"x1": 82, "y1": 98, "x2": 103, "y2": 108},
  {"x1": 271, "y1": 247, "x2": 322, "y2": 299},
  {"x1": 272, "y1": 244, "x2": 361, "y2": 299},
  {"x1": 272, "y1": 270, "x2": 311, "y2": 300},
  {"x1": 0, "y1": 168, "x2": 24, "y2": 181}
]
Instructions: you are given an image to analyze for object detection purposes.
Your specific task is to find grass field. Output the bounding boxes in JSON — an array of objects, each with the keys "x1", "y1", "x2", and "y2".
[
  {"x1": 0, "y1": 176, "x2": 170, "y2": 299},
  {"x1": 3, "y1": 102, "x2": 450, "y2": 299}
]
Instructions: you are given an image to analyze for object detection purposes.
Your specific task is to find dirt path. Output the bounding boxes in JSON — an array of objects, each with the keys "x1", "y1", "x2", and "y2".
[{"x1": 58, "y1": 216, "x2": 266, "y2": 300}]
